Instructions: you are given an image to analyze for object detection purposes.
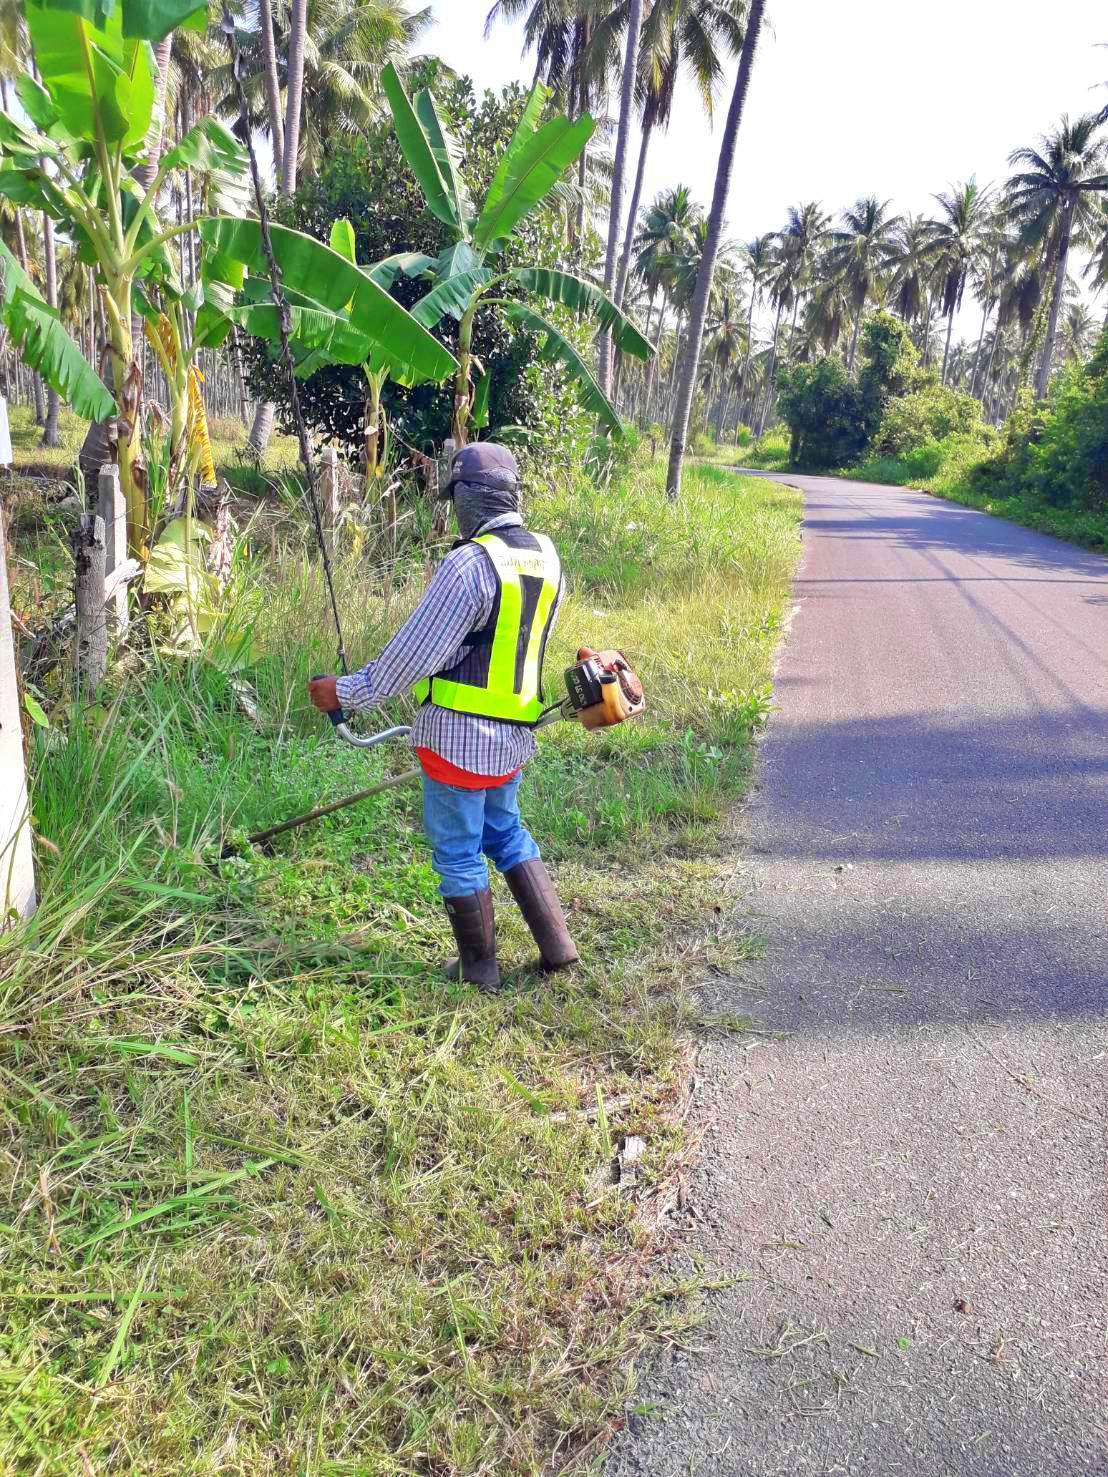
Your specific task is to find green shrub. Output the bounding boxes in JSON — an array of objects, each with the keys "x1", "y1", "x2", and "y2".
[
  {"x1": 776, "y1": 357, "x2": 870, "y2": 468},
  {"x1": 876, "y1": 381, "x2": 984, "y2": 456}
]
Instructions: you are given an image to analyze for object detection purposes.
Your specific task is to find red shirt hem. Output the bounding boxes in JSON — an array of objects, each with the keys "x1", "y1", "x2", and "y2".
[{"x1": 415, "y1": 747, "x2": 520, "y2": 790}]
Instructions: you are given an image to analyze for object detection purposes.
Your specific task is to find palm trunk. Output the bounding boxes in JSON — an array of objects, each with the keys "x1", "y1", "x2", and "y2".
[
  {"x1": 134, "y1": 37, "x2": 172, "y2": 191},
  {"x1": 921, "y1": 294, "x2": 933, "y2": 364},
  {"x1": 282, "y1": 0, "x2": 309, "y2": 196},
  {"x1": 597, "y1": 0, "x2": 643, "y2": 397},
  {"x1": 969, "y1": 301, "x2": 991, "y2": 398},
  {"x1": 40, "y1": 214, "x2": 60, "y2": 447},
  {"x1": 666, "y1": 0, "x2": 766, "y2": 500},
  {"x1": 259, "y1": 0, "x2": 284, "y2": 182},
  {"x1": 614, "y1": 110, "x2": 654, "y2": 312},
  {"x1": 847, "y1": 301, "x2": 863, "y2": 373},
  {"x1": 251, "y1": 0, "x2": 308, "y2": 458},
  {"x1": 756, "y1": 297, "x2": 786, "y2": 437},
  {"x1": 11, "y1": 208, "x2": 44, "y2": 425},
  {"x1": 941, "y1": 306, "x2": 955, "y2": 384},
  {"x1": 1035, "y1": 199, "x2": 1073, "y2": 400}
]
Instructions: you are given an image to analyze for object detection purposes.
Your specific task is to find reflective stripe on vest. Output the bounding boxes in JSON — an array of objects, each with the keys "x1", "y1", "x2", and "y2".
[{"x1": 413, "y1": 531, "x2": 562, "y2": 725}]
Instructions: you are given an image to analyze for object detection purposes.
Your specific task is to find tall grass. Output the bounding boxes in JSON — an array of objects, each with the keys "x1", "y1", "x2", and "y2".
[{"x1": 1, "y1": 451, "x2": 801, "y2": 1474}]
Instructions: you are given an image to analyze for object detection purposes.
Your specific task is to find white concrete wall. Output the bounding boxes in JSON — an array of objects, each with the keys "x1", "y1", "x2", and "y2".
[{"x1": 0, "y1": 507, "x2": 36, "y2": 922}]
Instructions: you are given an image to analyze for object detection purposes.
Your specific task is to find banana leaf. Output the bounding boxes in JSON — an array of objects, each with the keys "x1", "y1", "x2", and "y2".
[
  {"x1": 25, "y1": 0, "x2": 206, "y2": 40},
  {"x1": 26, "y1": 4, "x2": 155, "y2": 151},
  {"x1": 158, "y1": 117, "x2": 249, "y2": 216},
  {"x1": 226, "y1": 301, "x2": 374, "y2": 368},
  {"x1": 414, "y1": 87, "x2": 472, "y2": 231},
  {"x1": 0, "y1": 111, "x2": 60, "y2": 166},
  {"x1": 380, "y1": 63, "x2": 464, "y2": 237},
  {"x1": 509, "y1": 267, "x2": 654, "y2": 358},
  {"x1": 199, "y1": 217, "x2": 457, "y2": 387},
  {"x1": 329, "y1": 218, "x2": 357, "y2": 264},
  {"x1": 367, "y1": 251, "x2": 435, "y2": 289},
  {"x1": 410, "y1": 267, "x2": 491, "y2": 330},
  {"x1": 471, "y1": 366, "x2": 491, "y2": 430},
  {"x1": 473, "y1": 114, "x2": 594, "y2": 254},
  {"x1": 480, "y1": 81, "x2": 549, "y2": 223},
  {"x1": 0, "y1": 240, "x2": 115, "y2": 420},
  {"x1": 14, "y1": 76, "x2": 61, "y2": 135},
  {"x1": 498, "y1": 300, "x2": 623, "y2": 437}
]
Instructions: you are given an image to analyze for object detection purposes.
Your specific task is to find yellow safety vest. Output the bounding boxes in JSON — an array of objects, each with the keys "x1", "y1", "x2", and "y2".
[{"x1": 414, "y1": 529, "x2": 562, "y2": 726}]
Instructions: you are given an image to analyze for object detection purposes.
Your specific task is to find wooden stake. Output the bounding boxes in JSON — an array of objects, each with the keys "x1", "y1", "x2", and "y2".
[{"x1": 97, "y1": 463, "x2": 128, "y2": 631}]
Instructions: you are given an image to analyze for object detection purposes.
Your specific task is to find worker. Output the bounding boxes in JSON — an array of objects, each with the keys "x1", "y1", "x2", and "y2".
[{"x1": 308, "y1": 442, "x2": 577, "y2": 992}]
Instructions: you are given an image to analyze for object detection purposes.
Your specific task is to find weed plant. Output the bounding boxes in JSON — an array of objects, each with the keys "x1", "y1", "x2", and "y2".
[{"x1": 1, "y1": 454, "x2": 800, "y2": 1473}]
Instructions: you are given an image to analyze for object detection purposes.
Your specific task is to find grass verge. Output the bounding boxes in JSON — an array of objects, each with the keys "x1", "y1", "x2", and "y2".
[{"x1": 2, "y1": 454, "x2": 801, "y2": 1473}]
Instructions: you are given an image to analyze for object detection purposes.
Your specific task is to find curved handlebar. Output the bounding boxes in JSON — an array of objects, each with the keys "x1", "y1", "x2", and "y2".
[{"x1": 334, "y1": 722, "x2": 412, "y2": 749}]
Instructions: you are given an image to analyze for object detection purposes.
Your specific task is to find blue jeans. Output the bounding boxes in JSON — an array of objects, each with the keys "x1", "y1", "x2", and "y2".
[{"x1": 421, "y1": 773, "x2": 541, "y2": 897}]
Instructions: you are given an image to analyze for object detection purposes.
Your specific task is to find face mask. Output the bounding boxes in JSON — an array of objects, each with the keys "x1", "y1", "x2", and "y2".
[{"x1": 453, "y1": 481, "x2": 519, "y2": 540}]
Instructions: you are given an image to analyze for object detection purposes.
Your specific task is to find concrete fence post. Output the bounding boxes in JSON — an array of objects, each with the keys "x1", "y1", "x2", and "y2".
[
  {"x1": 73, "y1": 513, "x2": 107, "y2": 696},
  {"x1": 320, "y1": 447, "x2": 340, "y2": 554},
  {"x1": 0, "y1": 505, "x2": 36, "y2": 923},
  {"x1": 97, "y1": 463, "x2": 128, "y2": 630}
]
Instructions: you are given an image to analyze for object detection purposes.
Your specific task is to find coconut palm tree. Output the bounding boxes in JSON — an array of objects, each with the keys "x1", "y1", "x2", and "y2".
[
  {"x1": 1057, "y1": 300, "x2": 1097, "y2": 362},
  {"x1": 929, "y1": 178, "x2": 993, "y2": 383},
  {"x1": 703, "y1": 288, "x2": 746, "y2": 439},
  {"x1": 827, "y1": 195, "x2": 901, "y2": 372},
  {"x1": 1085, "y1": 196, "x2": 1108, "y2": 326},
  {"x1": 779, "y1": 201, "x2": 831, "y2": 339},
  {"x1": 633, "y1": 185, "x2": 702, "y2": 421},
  {"x1": 666, "y1": 0, "x2": 767, "y2": 499},
  {"x1": 596, "y1": 0, "x2": 644, "y2": 395},
  {"x1": 1006, "y1": 114, "x2": 1108, "y2": 398},
  {"x1": 611, "y1": 0, "x2": 745, "y2": 314},
  {"x1": 967, "y1": 207, "x2": 1008, "y2": 397},
  {"x1": 889, "y1": 212, "x2": 938, "y2": 336}
]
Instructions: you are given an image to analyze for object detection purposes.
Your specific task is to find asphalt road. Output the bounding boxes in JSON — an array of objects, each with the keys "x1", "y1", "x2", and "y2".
[{"x1": 605, "y1": 475, "x2": 1108, "y2": 1477}]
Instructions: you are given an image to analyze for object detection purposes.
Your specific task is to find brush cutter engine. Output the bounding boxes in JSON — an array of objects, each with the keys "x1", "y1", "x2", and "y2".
[{"x1": 559, "y1": 648, "x2": 646, "y2": 730}]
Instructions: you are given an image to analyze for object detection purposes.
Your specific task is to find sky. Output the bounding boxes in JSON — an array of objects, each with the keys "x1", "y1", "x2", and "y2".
[{"x1": 425, "y1": 0, "x2": 1108, "y2": 335}]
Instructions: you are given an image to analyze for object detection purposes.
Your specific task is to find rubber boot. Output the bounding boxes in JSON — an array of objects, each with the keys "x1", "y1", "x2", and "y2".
[
  {"x1": 504, "y1": 859, "x2": 579, "y2": 971},
  {"x1": 443, "y1": 889, "x2": 500, "y2": 991}
]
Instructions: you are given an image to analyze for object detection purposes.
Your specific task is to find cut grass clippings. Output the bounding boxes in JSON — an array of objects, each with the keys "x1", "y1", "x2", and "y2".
[{"x1": 1, "y1": 452, "x2": 801, "y2": 1474}]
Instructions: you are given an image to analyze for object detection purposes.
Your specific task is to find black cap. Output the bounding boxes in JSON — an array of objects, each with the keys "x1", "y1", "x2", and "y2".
[{"x1": 446, "y1": 442, "x2": 520, "y2": 497}]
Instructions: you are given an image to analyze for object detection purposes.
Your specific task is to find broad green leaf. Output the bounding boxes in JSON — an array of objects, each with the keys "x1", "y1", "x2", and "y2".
[
  {"x1": 157, "y1": 116, "x2": 249, "y2": 215},
  {"x1": 25, "y1": 0, "x2": 206, "y2": 41},
  {"x1": 14, "y1": 76, "x2": 61, "y2": 134},
  {"x1": 120, "y1": 0, "x2": 207, "y2": 40},
  {"x1": 510, "y1": 267, "x2": 654, "y2": 358},
  {"x1": 499, "y1": 300, "x2": 623, "y2": 437},
  {"x1": 226, "y1": 301, "x2": 374, "y2": 367},
  {"x1": 0, "y1": 111, "x2": 60, "y2": 165},
  {"x1": 329, "y1": 218, "x2": 357, "y2": 264},
  {"x1": 410, "y1": 268, "x2": 491, "y2": 330},
  {"x1": 380, "y1": 62, "x2": 463, "y2": 236},
  {"x1": 473, "y1": 113, "x2": 594, "y2": 253},
  {"x1": 472, "y1": 366, "x2": 491, "y2": 430},
  {"x1": 193, "y1": 299, "x2": 232, "y2": 349},
  {"x1": 366, "y1": 251, "x2": 435, "y2": 289},
  {"x1": 414, "y1": 87, "x2": 472, "y2": 230},
  {"x1": 26, "y1": 4, "x2": 155, "y2": 149},
  {"x1": 23, "y1": 692, "x2": 50, "y2": 728},
  {"x1": 199, "y1": 217, "x2": 457, "y2": 387},
  {"x1": 0, "y1": 239, "x2": 115, "y2": 420},
  {"x1": 480, "y1": 81, "x2": 549, "y2": 227},
  {"x1": 0, "y1": 166, "x2": 72, "y2": 221}
]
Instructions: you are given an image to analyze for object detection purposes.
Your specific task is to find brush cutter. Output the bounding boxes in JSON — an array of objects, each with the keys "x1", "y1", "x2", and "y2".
[{"x1": 223, "y1": 651, "x2": 645, "y2": 857}]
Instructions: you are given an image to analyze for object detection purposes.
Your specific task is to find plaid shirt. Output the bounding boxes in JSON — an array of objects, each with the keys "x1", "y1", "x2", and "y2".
[{"x1": 334, "y1": 515, "x2": 562, "y2": 776}]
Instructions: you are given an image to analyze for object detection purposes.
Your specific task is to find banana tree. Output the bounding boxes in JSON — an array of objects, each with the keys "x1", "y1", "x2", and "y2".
[
  {"x1": 380, "y1": 64, "x2": 654, "y2": 446},
  {"x1": 0, "y1": 0, "x2": 242, "y2": 556},
  {"x1": 196, "y1": 214, "x2": 457, "y2": 477}
]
